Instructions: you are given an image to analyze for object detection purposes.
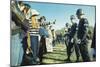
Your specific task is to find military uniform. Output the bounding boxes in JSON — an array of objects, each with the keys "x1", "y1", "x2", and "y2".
[
  {"x1": 67, "y1": 22, "x2": 80, "y2": 61},
  {"x1": 77, "y1": 18, "x2": 90, "y2": 62}
]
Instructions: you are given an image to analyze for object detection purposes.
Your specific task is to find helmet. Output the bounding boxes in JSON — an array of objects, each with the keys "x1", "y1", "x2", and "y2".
[
  {"x1": 70, "y1": 15, "x2": 75, "y2": 20},
  {"x1": 65, "y1": 23, "x2": 69, "y2": 27},
  {"x1": 76, "y1": 9, "x2": 84, "y2": 15}
]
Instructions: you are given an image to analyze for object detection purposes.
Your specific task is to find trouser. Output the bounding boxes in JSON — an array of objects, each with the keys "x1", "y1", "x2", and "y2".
[
  {"x1": 93, "y1": 48, "x2": 96, "y2": 60},
  {"x1": 67, "y1": 38, "x2": 80, "y2": 60},
  {"x1": 52, "y1": 39, "x2": 56, "y2": 47},
  {"x1": 11, "y1": 33, "x2": 23, "y2": 66},
  {"x1": 46, "y1": 38, "x2": 53, "y2": 52},
  {"x1": 21, "y1": 36, "x2": 29, "y2": 66},
  {"x1": 38, "y1": 36, "x2": 47, "y2": 62},
  {"x1": 78, "y1": 40, "x2": 90, "y2": 62},
  {"x1": 30, "y1": 36, "x2": 39, "y2": 62},
  {"x1": 21, "y1": 35, "x2": 39, "y2": 65},
  {"x1": 67, "y1": 43, "x2": 80, "y2": 60}
]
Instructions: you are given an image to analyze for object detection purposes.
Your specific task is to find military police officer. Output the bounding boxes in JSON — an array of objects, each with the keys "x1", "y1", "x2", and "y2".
[
  {"x1": 66, "y1": 15, "x2": 80, "y2": 62},
  {"x1": 76, "y1": 9, "x2": 90, "y2": 62}
]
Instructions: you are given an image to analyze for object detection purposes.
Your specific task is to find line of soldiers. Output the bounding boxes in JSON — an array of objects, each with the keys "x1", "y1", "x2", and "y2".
[{"x1": 64, "y1": 9, "x2": 95, "y2": 62}]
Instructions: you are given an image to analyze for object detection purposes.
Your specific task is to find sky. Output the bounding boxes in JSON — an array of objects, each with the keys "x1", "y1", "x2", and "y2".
[{"x1": 23, "y1": 1, "x2": 96, "y2": 30}]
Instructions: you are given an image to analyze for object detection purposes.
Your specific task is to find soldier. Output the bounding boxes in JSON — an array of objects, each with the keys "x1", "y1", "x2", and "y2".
[
  {"x1": 64, "y1": 23, "x2": 70, "y2": 47},
  {"x1": 66, "y1": 15, "x2": 80, "y2": 62},
  {"x1": 76, "y1": 9, "x2": 90, "y2": 62}
]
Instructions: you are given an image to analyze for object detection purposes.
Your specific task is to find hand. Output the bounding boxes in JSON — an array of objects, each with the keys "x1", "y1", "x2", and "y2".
[
  {"x1": 26, "y1": 47, "x2": 32, "y2": 54},
  {"x1": 71, "y1": 38, "x2": 74, "y2": 43},
  {"x1": 26, "y1": 48, "x2": 30, "y2": 54},
  {"x1": 77, "y1": 39, "x2": 81, "y2": 44}
]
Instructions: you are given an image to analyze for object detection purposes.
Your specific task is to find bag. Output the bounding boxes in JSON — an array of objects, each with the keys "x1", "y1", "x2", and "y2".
[{"x1": 21, "y1": 48, "x2": 36, "y2": 66}]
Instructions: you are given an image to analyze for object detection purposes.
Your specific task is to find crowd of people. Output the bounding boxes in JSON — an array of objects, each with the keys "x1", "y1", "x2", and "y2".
[{"x1": 11, "y1": 1, "x2": 96, "y2": 66}]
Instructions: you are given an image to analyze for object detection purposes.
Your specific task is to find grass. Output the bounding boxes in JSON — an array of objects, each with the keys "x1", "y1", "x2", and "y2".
[
  {"x1": 41, "y1": 40, "x2": 95, "y2": 64},
  {"x1": 42, "y1": 43, "x2": 79, "y2": 64}
]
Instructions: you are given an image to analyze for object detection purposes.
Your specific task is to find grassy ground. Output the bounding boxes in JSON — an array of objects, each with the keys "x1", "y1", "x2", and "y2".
[
  {"x1": 42, "y1": 43, "x2": 83, "y2": 64},
  {"x1": 41, "y1": 40, "x2": 95, "y2": 64}
]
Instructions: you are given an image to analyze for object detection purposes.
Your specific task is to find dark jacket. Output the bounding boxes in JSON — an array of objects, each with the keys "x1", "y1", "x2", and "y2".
[
  {"x1": 69, "y1": 23, "x2": 77, "y2": 39},
  {"x1": 77, "y1": 18, "x2": 89, "y2": 41}
]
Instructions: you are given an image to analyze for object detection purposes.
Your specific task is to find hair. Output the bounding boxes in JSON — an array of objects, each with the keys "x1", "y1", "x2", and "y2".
[
  {"x1": 22, "y1": 4, "x2": 31, "y2": 13},
  {"x1": 24, "y1": 4, "x2": 31, "y2": 9},
  {"x1": 38, "y1": 16, "x2": 46, "y2": 22},
  {"x1": 18, "y1": 1, "x2": 23, "y2": 5}
]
